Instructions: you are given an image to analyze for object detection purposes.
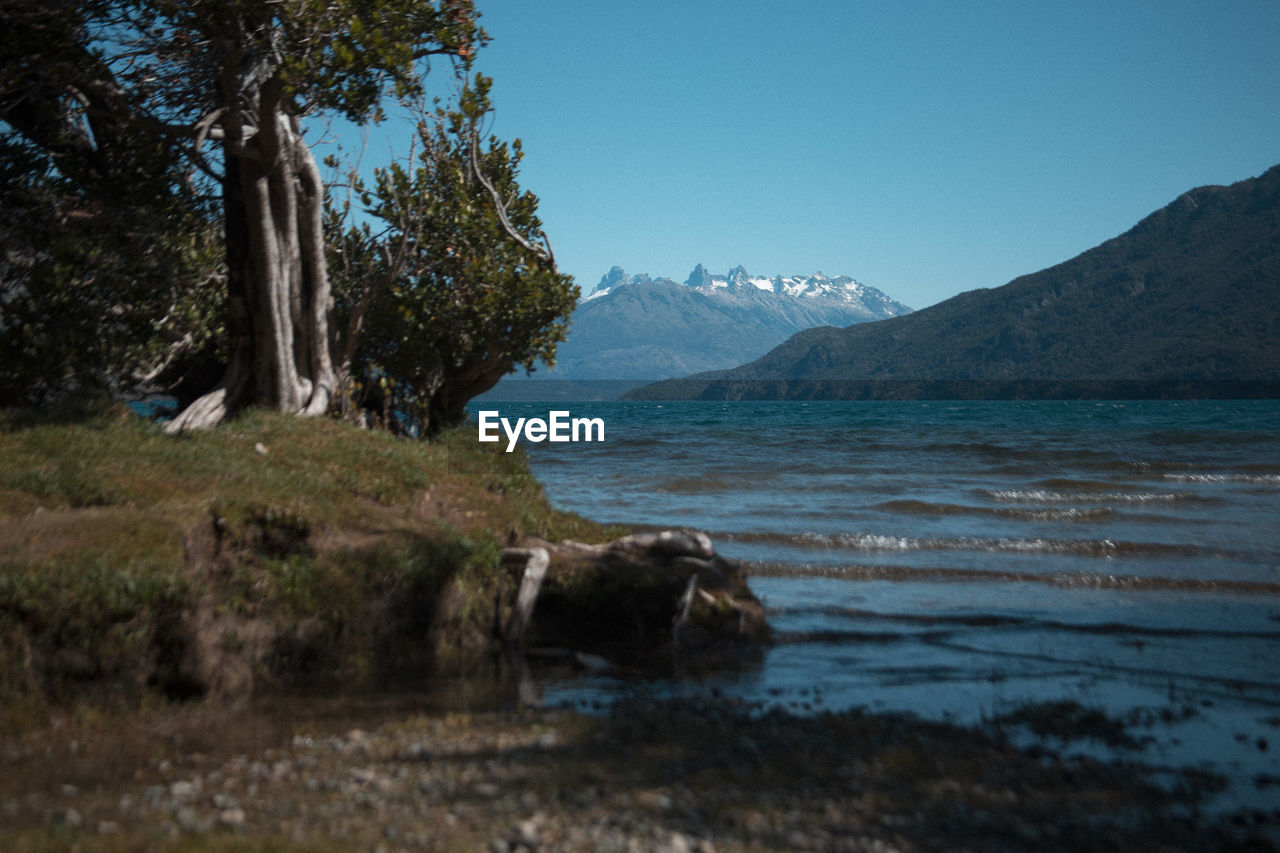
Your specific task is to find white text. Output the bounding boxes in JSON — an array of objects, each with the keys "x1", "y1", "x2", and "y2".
[{"x1": 477, "y1": 410, "x2": 605, "y2": 452}]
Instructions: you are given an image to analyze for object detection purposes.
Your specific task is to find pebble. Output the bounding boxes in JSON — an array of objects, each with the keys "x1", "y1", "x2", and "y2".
[
  {"x1": 660, "y1": 831, "x2": 693, "y2": 853},
  {"x1": 6, "y1": 701, "x2": 1268, "y2": 851},
  {"x1": 212, "y1": 793, "x2": 239, "y2": 810},
  {"x1": 169, "y1": 779, "x2": 199, "y2": 801},
  {"x1": 218, "y1": 807, "x2": 246, "y2": 828},
  {"x1": 175, "y1": 806, "x2": 200, "y2": 832}
]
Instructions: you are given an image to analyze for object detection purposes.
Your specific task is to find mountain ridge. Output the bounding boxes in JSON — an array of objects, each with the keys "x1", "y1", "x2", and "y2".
[
  {"x1": 627, "y1": 165, "x2": 1280, "y2": 400},
  {"x1": 585, "y1": 264, "x2": 907, "y2": 307},
  {"x1": 529, "y1": 264, "x2": 911, "y2": 380}
]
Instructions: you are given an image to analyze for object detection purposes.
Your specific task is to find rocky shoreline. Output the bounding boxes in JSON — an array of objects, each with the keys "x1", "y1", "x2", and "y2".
[{"x1": 5, "y1": 690, "x2": 1278, "y2": 851}]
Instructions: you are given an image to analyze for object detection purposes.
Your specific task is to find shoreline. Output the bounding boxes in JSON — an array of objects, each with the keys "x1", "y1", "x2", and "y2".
[
  {"x1": 5, "y1": 688, "x2": 1278, "y2": 851},
  {"x1": 4, "y1": 405, "x2": 1279, "y2": 848}
]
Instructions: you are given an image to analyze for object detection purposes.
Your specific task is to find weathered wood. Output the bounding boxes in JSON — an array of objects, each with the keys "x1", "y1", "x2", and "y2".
[
  {"x1": 501, "y1": 547, "x2": 549, "y2": 642},
  {"x1": 511, "y1": 530, "x2": 771, "y2": 672}
]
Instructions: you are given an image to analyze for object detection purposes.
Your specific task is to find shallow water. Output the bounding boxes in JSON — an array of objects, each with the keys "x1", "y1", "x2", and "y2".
[{"x1": 473, "y1": 399, "x2": 1280, "y2": 810}]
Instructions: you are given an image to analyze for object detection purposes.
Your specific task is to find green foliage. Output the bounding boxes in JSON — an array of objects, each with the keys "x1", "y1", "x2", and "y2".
[
  {"x1": 0, "y1": 554, "x2": 186, "y2": 648},
  {"x1": 330, "y1": 75, "x2": 579, "y2": 434},
  {"x1": 0, "y1": 548, "x2": 188, "y2": 704},
  {"x1": 1, "y1": 0, "x2": 485, "y2": 414},
  {"x1": 1, "y1": 0, "x2": 568, "y2": 430},
  {"x1": 0, "y1": 128, "x2": 223, "y2": 407},
  {"x1": 0, "y1": 3, "x2": 230, "y2": 405},
  {"x1": 278, "y1": 0, "x2": 487, "y2": 120}
]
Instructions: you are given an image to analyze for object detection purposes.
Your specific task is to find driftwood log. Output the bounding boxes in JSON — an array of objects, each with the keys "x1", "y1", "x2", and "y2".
[{"x1": 498, "y1": 531, "x2": 770, "y2": 673}]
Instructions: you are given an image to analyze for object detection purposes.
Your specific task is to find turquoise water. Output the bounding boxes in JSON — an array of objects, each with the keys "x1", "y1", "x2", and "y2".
[{"x1": 475, "y1": 399, "x2": 1280, "y2": 808}]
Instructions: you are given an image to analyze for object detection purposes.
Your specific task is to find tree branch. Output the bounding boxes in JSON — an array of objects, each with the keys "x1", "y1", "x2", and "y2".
[{"x1": 468, "y1": 131, "x2": 556, "y2": 269}]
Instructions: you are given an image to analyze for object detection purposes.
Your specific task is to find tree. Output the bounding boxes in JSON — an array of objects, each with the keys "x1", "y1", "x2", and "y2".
[
  {"x1": 329, "y1": 76, "x2": 578, "y2": 435},
  {"x1": 0, "y1": 3, "x2": 223, "y2": 406},
  {"x1": 1, "y1": 0, "x2": 482, "y2": 429}
]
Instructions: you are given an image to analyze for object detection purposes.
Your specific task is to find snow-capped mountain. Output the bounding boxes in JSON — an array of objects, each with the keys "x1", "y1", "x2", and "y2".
[
  {"x1": 630, "y1": 164, "x2": 1280, "y2": 401},
  {"x1": 532, "y1": 264, "x2": 912, "y2": 380},
  {"x1": 587, "y1": 264, "x2": 908, "y2": 317}
]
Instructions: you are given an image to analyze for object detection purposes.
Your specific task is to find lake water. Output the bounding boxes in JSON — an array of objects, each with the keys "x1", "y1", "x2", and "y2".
[{"x1": 475, "y1": 399, "x2": 1280, "y2": 810}]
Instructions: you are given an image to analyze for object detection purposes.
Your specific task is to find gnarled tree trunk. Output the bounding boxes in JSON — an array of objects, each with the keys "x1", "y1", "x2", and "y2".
[{"x1": 167, "y1": 90, "x2": 335, "y2": 432}]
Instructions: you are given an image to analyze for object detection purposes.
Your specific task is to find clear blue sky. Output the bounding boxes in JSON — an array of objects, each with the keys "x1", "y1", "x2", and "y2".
[{"x1": 355, "y1": 1, "x2": 1280, "y2": 310}]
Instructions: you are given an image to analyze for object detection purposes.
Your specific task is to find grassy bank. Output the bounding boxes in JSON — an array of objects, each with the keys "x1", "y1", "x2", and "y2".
[{"x1": 0, "y1": 403, "x2": 618, "y2": 722}]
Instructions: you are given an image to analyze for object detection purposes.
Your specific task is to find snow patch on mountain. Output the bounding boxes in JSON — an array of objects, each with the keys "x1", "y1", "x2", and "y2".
[
  {"x1": 487, "y1": 263, "x2": 915, "y2": 383},
  {"x1": 586, "y1": 264, "x2": 912, "y2": 319}
]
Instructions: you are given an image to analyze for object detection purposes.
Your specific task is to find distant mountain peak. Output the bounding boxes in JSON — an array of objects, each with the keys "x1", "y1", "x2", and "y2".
[
  {"x1": 628, "y1": 164, "x2": 1280, "y2": 398},
  {"x1": 686, "y1": 263, "x2": 714, "y2": 288},
  {"x1": 588, "y1": 264, "x2": 912, "y2": 312},
  {"x1": 593, "y1": 265, "x2": 632, "y2": 293},
  {"x1": 550, "y1": 263, "x2": 913, "y2": 380}
]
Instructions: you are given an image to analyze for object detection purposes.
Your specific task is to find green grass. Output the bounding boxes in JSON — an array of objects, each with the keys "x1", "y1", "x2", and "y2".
[
  {"x1": 2, "y1": 405, "x2": 430, "y2": 518},
  {"x1": 0, "y1": 402, "x2": 600, "y2": 541},
  {"x1": 0, "y1": 402, "x2": 618, "y2": 717}
]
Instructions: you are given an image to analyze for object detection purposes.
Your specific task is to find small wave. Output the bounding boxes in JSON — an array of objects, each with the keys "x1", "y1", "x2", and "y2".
[
  {"x1": 720, "y1": 529, "x2": 1210, "y2": 559},
  {"x1": 773, "y1": 629, "x2": 919, "y2": 645},
  {"x1": 767, "y1": 606, "x2": 1280, "y2": 641},
  {"x1": 984, "y1": 488, "x2": 1197, "y2": 505},
  {"x1": 744, "y1": 561, "x2": 1280, "y2": 595},
  {"x1": 1031, "y1": 478, "x2": 1145, "y2": 492},
  {"x1": 658, "y1": 476, "x2": 738, "y2": 494},
  {"x1": 877, "y1": 499, "x2": 1114, "y2": 522},
  {"x1": 1163, "y1": 473, "x2": 1280, "y2": 485},
  {"x1": 1020, "y1": 507, "x2": 1117, "y2": 521},
  {"x1": 920, "y1": 441, "x2": 1018, "y2": 456}
]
